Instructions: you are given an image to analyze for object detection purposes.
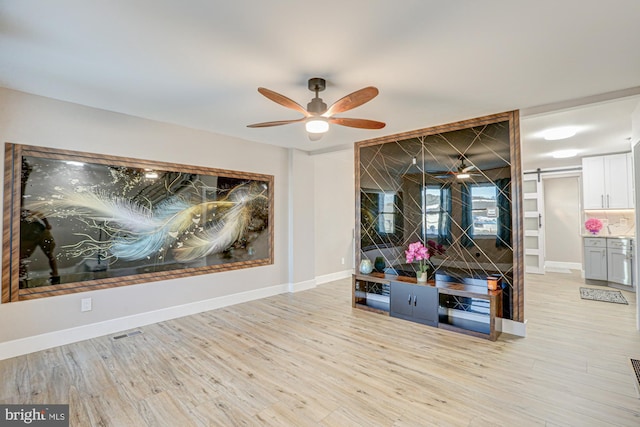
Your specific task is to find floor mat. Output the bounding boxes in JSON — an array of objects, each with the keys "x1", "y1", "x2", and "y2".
[{"x1": 579, "y1": 287, "x2": 628, "y2": 304}]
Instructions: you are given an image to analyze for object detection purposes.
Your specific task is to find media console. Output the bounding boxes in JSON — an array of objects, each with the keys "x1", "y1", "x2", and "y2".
[{"x1": 353, "y1": 272, "x2": 502, "y2": 341}]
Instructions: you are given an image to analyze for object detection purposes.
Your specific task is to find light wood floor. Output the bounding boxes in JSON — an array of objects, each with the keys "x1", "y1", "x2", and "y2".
[{"x1": 1, "y1": 271, "x2": 640, "y2": 426}]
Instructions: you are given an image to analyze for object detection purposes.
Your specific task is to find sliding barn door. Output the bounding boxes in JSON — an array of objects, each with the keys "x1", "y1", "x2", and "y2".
[{"x1": 523, "y1": 174, "x2": 545, "y2": 274}]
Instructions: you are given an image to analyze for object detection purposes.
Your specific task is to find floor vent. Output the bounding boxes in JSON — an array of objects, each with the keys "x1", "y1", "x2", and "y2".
[
  {"x1": 113, "y1": 330, "x2": 143, "y2": 340},
  {"x1": 631, "y1": 358, "x2": 640, "y2": 397}
]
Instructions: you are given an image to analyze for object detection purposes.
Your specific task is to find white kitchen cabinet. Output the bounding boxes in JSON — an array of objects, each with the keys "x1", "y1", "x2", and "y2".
[
  {"x1": 607, "y1": 238, "x2": 633, "y2": 287},
  {"x1": 584, "y1": 237, "x2": 608, "y2": 281},
  {"x1": 582, "y1": 153, "x2": 633, "y2": 209}
]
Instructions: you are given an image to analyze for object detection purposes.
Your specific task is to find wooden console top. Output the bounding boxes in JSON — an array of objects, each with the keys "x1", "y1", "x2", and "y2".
[{"x1": 353, "y1": 272, "x2": 502, "y2": 298}]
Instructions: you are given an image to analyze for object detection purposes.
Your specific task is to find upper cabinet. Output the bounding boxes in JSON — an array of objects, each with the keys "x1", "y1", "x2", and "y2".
[{"x1": 582, "y1": 153, "x2": 634, "y2": 209}]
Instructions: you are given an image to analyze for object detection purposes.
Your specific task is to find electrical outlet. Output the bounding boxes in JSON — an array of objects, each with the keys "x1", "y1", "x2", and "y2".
[
  {"x1": 81, "y1": 298, "x2": 92, "y2": 312},
  {"x1": 341, "y1": 257, "x2": 345, "y2": 265}
]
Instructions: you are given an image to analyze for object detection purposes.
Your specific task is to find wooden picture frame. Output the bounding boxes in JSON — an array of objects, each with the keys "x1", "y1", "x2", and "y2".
[{"x1": 2, "y1": 143, "x2": 274, "y2": 302}]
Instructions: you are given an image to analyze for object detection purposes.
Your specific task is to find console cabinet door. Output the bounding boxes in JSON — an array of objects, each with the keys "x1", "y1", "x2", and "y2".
[
  {"x1": 390, "y1": 282, "x2": 438, "y2": 327},
  {"x1": 390, "y1": 281, "x2": 414, "y2": 319},
  {"x1": 411, "y1": 285, "x2": 439, "y2": 327}
]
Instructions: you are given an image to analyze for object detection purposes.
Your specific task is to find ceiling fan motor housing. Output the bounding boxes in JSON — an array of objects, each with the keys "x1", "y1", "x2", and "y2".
[
  {"x1": 307, "y1": 98, "x2": 327, "y2": 114},
  {"x1": 308, "y1": 77, "x2": 326, "y2": 92},
  {"x1": 307, "y1": 78, "x2": 328, "y2": 114}
]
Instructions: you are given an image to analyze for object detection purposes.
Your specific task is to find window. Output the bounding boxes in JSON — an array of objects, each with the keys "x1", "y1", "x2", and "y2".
[
  {"x1": 470, "y1": 184, "x2": 499, "y2": 236},
  {"x1": 423, "y1": 185, "x2": 442, "y2": 236},
  {"x1": 360, "y1": 190, "x2": 403, "y2": 249},
  {"x1": 422, "y1": 184, "x2": 451, "y2": 242},
  {"x1": 377, "y1": 192, "x2": 396, "y2": 234}
]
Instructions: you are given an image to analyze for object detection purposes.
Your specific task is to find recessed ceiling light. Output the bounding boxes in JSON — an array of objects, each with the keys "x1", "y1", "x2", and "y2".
[
  {"x1": 541, "y1": 126, "x2": 578, "y2": 140},
  {"x1": 551, "y1": 149, "x2": 578, "y2": 159}
]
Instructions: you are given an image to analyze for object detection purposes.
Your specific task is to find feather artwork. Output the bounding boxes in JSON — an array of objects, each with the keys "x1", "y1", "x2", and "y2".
[
  {"x1": 172, "y1": 200, "x2": 251, "y2": 262},
  {"x1": 25, "y1": 181, "x2": 268, "y2": 263},
  {"x1": 110, "y1": 198, "x2": 236, "y2": 260},
  {"x1": 27, "y1": 190, "x2": 158, "y2": 233},
  {"x1": 172, "y1": 182, "x2": 267, "y2": 262}
]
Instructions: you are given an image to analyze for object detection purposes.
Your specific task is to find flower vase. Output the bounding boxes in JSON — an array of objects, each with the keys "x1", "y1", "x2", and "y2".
[
  {"x1": 416, "y1": 271, "x2": 428, "y2": 284},
  {"x1": 359, "y1": 259, "x2": 373, "y2": 274}
]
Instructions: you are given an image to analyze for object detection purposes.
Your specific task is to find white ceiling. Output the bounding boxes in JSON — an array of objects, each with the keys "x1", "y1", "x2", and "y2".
[{"x1": 2, "y1": 1, "x2": 640, "y2": 168}]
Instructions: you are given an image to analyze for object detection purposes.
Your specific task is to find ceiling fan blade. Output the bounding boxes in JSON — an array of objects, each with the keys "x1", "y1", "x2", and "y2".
[
  {"x1": 432, "y1": 171, "x2": 456, "y2": 179},
  {"x1": 329, "y1": 117, "x2": 386, "y2": 129},
  {"x1": 247, "y1": 118, "x2": 305, "y2": 128},
  {"x1": 257, "y1": 87, "x2": 310, "y2": 117},
  {"x1": 323, "y1": 86, "x2": 379, "y2": 117}
]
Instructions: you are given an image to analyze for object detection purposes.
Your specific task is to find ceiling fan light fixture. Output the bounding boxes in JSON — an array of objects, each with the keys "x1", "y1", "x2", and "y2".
[
  {"x1": 247, "y1": 78, "x2": 384, "y2": 135},
  {"x1": 456, "y1": 173, "x2": 471, "y2": 179},
  {"x1": 305, "y1": 118, "x2": 329, "y2": 134}
]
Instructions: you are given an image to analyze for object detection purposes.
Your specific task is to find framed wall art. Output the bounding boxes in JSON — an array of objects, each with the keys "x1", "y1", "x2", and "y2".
[{"x1": 2, "y1": 143, "x2": 274, "y2": 302}]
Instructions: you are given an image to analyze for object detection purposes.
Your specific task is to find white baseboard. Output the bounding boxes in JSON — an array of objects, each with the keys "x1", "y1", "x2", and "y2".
[
  {"x1": 288, "y1": 278, "x2": 317, "y2": 293},
  {"x1": 315, "y1": 269, "x2": 352, "y2": 285},
  {"x1": 545, "y1": 261, "x2": 582, "y2": 271},
  {"x1": 498, "y1": 318, "x2": 527, "y2": 337},
  {"x1": 0, "y1": 283, "x2": 289, "y2": 361}
]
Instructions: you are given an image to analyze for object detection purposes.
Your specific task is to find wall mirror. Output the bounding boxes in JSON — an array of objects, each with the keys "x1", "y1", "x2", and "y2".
[{"x1": 355, "y1": 111, "x2": 523, "y2": 321}]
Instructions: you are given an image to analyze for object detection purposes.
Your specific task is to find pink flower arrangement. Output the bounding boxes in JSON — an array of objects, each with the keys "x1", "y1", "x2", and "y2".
[
  {"x1": 585, "y1": 218, "x2": 603, "y2": 234},
  {"x1": 405, "y1": 240, "x2": 446, "y2": 273}
]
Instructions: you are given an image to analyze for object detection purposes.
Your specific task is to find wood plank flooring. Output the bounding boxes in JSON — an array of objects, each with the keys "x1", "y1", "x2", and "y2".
[{"x1": 1, "y1": 270, "x2": 640, "y2": 426}]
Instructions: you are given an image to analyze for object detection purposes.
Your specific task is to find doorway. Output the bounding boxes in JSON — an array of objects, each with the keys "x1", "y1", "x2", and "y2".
[
  {"x1": 523, "y1": 170, "x2": 582, "y2": 275},
  {"x1": 542, "y1": 175, "x2": 582, "y2": 273}
]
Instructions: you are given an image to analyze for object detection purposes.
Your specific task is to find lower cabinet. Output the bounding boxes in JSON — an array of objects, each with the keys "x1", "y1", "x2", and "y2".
[
  {"x1": 584, "y1": 238, "x2": 608, "y2": 281},
  {"x1": 584, "y1": 237, "x2": 634, "y2": 287},
  {"x1": 389, "y1": 281, "x2": 438, "y2": 327},
  {"x1": 607, "y1": 238, "x2": 633, "y2": 287}
]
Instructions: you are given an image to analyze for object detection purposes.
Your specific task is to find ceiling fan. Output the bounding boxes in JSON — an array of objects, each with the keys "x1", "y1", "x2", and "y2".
[
  {"x1": 433, "y1": 155, "x2": 479, "y2": 179},
  {"x1": 247, "y1": 77, "x2": 386, "y2": 140}
]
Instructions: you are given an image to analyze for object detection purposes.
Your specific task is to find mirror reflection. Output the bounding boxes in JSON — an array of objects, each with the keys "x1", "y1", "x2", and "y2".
[{"x1": 358, "y1": 120, "x2": 514, "y2": 317}]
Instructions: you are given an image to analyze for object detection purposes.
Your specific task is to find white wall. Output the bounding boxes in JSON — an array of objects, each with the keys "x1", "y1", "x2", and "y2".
[
  {"x1": 288, "y1": 148, "x2": 316, "y2": 290},
  {"x1": 543, "y1": 176, "x2": 582, "y2": 268},
  {"x1": 313, "y1": 148, "x2": 355, "y2": 278},
  {"x1": 0, "y1": 88, "x2": 298, "y2": 355}
]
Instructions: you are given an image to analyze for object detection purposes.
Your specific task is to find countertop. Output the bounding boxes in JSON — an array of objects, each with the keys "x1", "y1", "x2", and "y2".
[
  {"x1": 582, "y1": 234, "x2": 634, "y2": 239},
  {"x1": 582, "y1": 224, "x2": 634, "y2": 239}
]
